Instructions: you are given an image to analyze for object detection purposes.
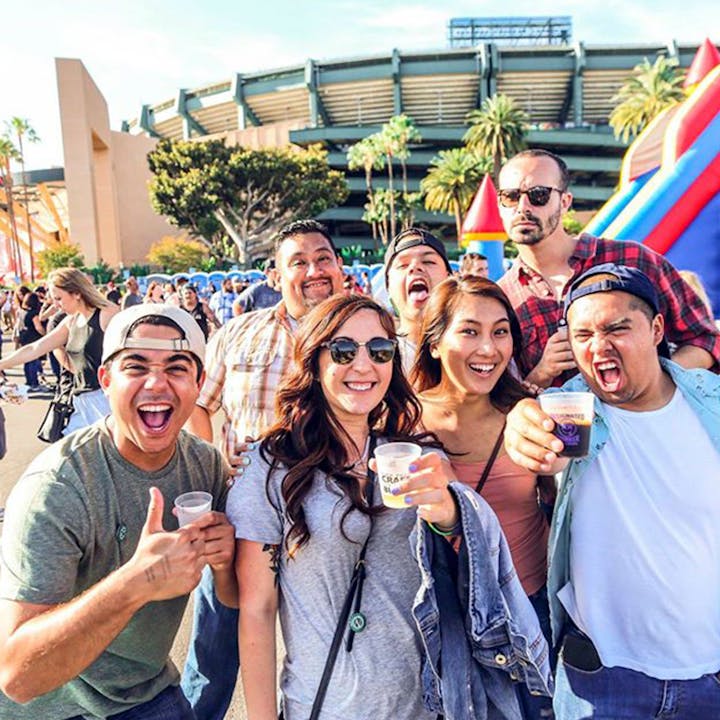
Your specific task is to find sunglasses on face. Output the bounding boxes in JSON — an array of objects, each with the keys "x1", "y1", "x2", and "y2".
[
  {"x1": 320, "y1": 337, "x2": 397, "y2": 365},
  {"x1": 497, "y1": 186, "x2": 563, "y2": 208}
]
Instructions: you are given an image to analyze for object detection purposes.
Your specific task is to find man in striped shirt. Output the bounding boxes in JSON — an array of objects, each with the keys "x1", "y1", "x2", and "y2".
[
  {"x1": 497, "y1": 149, "x2": 720, "y2": 388},
  {"x1": 182, "y1": 219, "x2": 344, "y2": 719}
]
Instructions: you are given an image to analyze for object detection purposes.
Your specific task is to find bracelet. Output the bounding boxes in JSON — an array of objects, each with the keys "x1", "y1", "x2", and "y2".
[{"x1": 427, "y1": 521, "x2": 456, "y2": 537}]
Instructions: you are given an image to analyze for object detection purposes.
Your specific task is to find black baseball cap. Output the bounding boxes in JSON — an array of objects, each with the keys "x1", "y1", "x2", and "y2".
[
  {"x1": 564, "y1": 263, "x2": 670, "y2": 357},
  {"x1": 384, "y1": 228, "x2": 452, "y2": 287}
]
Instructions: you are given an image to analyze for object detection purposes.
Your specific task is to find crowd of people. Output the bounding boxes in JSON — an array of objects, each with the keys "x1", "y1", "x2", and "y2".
[{"x1": 0, "y1": 148, "x2": 719, "y2": 720}]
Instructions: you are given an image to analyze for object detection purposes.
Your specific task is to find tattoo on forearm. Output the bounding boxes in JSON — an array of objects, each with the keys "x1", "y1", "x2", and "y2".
[{"x1": 262, "y1": 543, "x2": 280, "y2": 584}]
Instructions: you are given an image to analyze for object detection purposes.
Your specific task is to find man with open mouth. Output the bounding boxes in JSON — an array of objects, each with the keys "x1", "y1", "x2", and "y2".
[
  {"x1": 0, "y1": 304, "x2": 235, "y2": 720},
  {"x1": 384, "y1": 227, "x2": 453, "y2": 374},
  {"x1": 504, "y1": 264, "x2": 720, "y2": 720},
  {"x1": 496, "y1": 148, "x2": 720, "y2": 390}
]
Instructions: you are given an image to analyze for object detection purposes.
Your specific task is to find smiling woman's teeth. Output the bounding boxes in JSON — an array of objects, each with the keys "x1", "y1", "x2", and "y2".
[
  {"x1": 469, "y1": 363, "x2": 495, "y2": 375},
  {"x1": 346, "y1": 382, "x2": 372, "y2": 391}
]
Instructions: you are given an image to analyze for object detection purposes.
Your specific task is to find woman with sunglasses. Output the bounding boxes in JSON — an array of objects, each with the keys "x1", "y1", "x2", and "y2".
[
  {"x1": 225, "y1": 294, "x2": 551, "y2": 720},
  {"x1": 411, "y1": 275, "x2": 554, "y2": 720}
]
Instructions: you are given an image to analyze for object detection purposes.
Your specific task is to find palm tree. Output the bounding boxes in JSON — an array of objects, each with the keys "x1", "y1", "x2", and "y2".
[
  {"x1": 383, "y1": 115, "x2": 421, "y2": 197},
  {"x1": 7, "y1": 118, "x2": 40, "y2": 281},
  {"x1": 421, "y1": 148, "x2": 491, "y2": 244},
  {"x1": 464, "y1": 94, "x2": 529, "y2": 181},
  {"x1": 609, "y1": 56, "x2": 686, "y2": 143},
  {"x1": 347, "y1": 135, "x2": 384, "y2": 245},
  {"x1": 0, "y1": 136, "x2": 23, "y2": 279}
]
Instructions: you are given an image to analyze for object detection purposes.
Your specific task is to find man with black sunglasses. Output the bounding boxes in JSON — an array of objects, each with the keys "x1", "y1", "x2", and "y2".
[{"x1": 497, "y1": 148, "x2": 720, "y2": 388}]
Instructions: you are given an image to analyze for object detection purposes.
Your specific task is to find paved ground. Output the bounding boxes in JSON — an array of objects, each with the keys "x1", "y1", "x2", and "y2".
[{"x1": 0, "y1": 344, "x2": 249, "y2": 719}]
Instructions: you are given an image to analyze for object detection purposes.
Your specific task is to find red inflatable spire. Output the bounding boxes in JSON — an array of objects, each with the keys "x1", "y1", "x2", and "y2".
[
  {"x1": 461, "y1": 174, "x2": 507, "y2": 242},
  {"x1": 684, "y1": 38, "x2": 720, "y2": 88}
]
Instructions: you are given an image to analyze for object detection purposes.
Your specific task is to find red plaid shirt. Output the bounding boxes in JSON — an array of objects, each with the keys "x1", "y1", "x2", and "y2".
[{"x1": 498, "y1": 234, "x2": 720, "y2": 385}]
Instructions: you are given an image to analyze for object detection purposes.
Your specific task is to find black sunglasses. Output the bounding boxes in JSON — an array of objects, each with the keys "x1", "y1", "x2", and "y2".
[
  {"x1": 321, "y1": 337, "x2": 397, "y2": 365},
  {"x1": 497, "y1": 186, "x2": 563, "y2": 208}
]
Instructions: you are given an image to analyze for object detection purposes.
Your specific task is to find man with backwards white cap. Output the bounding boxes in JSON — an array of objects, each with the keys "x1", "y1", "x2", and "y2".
[{"x1": 0, "y1": 305, "x2": 236, "y2": 720}]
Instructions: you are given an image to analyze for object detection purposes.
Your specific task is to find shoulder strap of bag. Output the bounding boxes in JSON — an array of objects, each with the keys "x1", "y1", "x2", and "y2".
[
  {"x1": 475, "y1": 420, "x2": 506, "y2": 495},
  {"x1": 309, "y1": 435, "x2": 377, "y2": 720}
]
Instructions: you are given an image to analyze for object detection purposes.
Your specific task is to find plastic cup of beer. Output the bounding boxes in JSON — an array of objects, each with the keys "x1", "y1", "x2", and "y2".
[
  {"x1": 374, "y1": 442, "x2": 422, "y2": 508},
  {"x1": 538, "y1": 392, "x2": 594, "y2": 458},
  {"x1": 174, "y1": 491, "x2": 213, "y2": 527}
]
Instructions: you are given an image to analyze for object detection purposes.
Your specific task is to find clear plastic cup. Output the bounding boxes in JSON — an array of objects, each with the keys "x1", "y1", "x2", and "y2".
[
  {"x1": 174, "y1": 491, "x2": 213, "y2": 527},
  {"x1": 374, "y1": 442, "x2": 422, "y2": 508},
  {"x1": 538, "y1": 392, "x2": 594, "y2": 458}
]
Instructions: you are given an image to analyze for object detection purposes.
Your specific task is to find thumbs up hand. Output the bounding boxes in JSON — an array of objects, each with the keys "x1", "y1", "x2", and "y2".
[{"x1": 128, "y1": 487, "x2": 207, "y2": 603}]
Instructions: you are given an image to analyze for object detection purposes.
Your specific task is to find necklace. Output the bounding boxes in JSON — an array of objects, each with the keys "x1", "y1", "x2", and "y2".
[{"x1": 345, "y1": 435, "x2": 371, "y2": 472}]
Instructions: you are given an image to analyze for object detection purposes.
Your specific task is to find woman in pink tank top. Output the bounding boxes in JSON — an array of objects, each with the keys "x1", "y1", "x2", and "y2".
[{"x1": 410, "y1": 276, "x2": 554, "y2": 720}]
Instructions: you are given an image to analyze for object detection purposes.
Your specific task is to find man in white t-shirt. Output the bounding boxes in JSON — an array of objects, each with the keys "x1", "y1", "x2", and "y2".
[{"x1": 504, "y1": 263, "x2": 720, "y2": 719}]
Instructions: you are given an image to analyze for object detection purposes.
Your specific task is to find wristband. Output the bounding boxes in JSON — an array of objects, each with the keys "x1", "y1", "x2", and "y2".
[{"x1": 427, "y1": 521, "x2": 457, "y2": 537}]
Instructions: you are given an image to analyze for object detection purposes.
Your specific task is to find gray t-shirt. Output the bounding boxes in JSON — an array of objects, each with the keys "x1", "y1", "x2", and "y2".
[
  {"x1": 227, "y1": 442, "x2": 436, "y2": 720},
  {"x1": 0, "y1": 422, "x2": 229, "y2": 720},
  {"x1": 237, "y1": 282, "x2": 282, "y2": 312}
]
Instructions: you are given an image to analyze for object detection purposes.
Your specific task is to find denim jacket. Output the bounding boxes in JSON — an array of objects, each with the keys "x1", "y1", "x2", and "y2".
[
  {"x1": 547, "y1": 359, "x2": 720, "y2": 645},
  {"x1": 410, "y1": 481, "x2": 554, "y2": 720}
]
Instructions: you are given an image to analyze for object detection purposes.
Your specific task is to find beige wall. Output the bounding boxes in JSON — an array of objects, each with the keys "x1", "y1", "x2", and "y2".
[{"x1": 56, "y1": 58, "x2": 180, "y2": 266}]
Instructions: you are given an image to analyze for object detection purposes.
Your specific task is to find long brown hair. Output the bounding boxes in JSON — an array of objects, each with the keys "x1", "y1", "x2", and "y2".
[
  {"x1": 48, "y1": 268, "x2": 111, "y2": 310},
  {"x1": 411, "y1": 276, "x2": 531, "y2": 412},
  {"x1": 261, "y1": 294, "x2": 428, "y2": 554}
]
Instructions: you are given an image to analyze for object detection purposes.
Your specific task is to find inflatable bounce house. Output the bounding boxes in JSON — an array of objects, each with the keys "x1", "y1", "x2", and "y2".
[{"x1": 585, "y1": 38, "x2": 720, "y2": 316}]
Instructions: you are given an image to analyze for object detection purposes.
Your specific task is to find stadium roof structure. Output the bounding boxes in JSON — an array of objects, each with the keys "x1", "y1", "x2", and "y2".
[{"x1": 122, "y1": 41, "x2": 700, "y2": 244}]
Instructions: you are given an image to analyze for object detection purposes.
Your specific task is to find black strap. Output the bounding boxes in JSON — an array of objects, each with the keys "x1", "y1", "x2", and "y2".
[
  {"x1": 309, "y1": 435, "x2": 377, "y2": 720},
  {"x1": 475, "y1": 420, "x2": 506, "y2": 495}
]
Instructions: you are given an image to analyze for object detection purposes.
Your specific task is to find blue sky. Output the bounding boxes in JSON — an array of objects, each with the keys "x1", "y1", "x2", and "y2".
[{"x1": 2, "y1": 0, "x2": 718, "y2": 170}]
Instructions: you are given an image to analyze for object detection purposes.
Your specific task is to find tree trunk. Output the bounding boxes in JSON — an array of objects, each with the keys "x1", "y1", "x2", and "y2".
[
  {"x1": 2, "y1": 160, "x2": 23, "y2": 279},
  {"x1": 213, "y1": 208, "x2": 247, "y2": 265},
  {"x1": 387, "y1": 151, "x2": 396, "y2": 239}
]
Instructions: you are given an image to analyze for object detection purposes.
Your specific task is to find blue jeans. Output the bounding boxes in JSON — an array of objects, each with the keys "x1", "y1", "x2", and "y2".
[
  {"x1": 67, "y1": 684, "x2": 195, "y2": 720},
  {"x1": 516, "y1": 585, "x2": 555, "y2": 719},
  {"x1": 181, "y1": 567, "x2": 239, "y2": 719},
  {"x1": 24, "y1": 358, "x2": 41, "y2": 387},
  {"x1": 555, "y1": 655, "x2": 720, "y2": 719}
]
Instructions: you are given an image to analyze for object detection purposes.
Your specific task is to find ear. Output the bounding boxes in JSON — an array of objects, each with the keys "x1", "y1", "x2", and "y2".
[
  {"x1": 429, "y1": 344, "x2": 440, "y2": 359},
  {"x1": 98, "y1": 363, "x2": 111, "y2": 394},
  {"x1": 561, "y1": 190, "x2": 573, "y2": 213},
  {"x1": 652, "y1": 313, "x2": 665, "y2": 347}
]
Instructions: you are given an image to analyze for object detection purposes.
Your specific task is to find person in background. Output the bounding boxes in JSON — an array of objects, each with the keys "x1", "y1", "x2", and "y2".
[
  {"x1": 180, "y1": 284, "x2": 218, "y2": 340},
  {"x1": 164, "y1": 282, "x2": 180, "y2": 307},
  {"x1": 209, "y1": 278, "x2": 236, "y2": 325},
  {"x1": 105, "y1": 281, "x2": 121, "y2": 305},
  {"x1": 460, "y1": 252, "x2": 489, "y2": 279},
  {"x1": 233, "y1": 259, "x2": 282, "y2": 315},
  {"x1": 496, "y1": 148, "x2": 720, "y2": 388},
  {"x1": 144, "y1": 281, "x2": 165, "y2": 304},
  {"x1": 384, "y1": 227, "x2": 452, "y2": 374},
  {"x1": 121, "y1": 277, "x2": 143, "y2": 310},
  {"x1": 15, "y1": 292, "x2": 47, "y2": 393},
  {"x1": 411, "y1": 275, "x2": 553, "y2": 720},
  {"x1": 360, "y1": 269, "x2": 372, "y2": 296},
  {"x1": 0, "y1": 268, "x2": 119, "y2": 433}
]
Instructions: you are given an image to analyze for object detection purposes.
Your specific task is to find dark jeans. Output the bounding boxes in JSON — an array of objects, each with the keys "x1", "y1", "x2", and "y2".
[
  {"x1": 555, "y1": 641, "x2": 720, "y2": 719},
  {"x1": 181, "y1": 566, "x2": 239, "y2": 719},
  {"x1": 67, "y1": 685, "x2": 195, "y2": 720},
  {"x1": 516, "y1": 585, "x2": 555, "y2": 719},
  {"x1": 24, "y1": 358, "x2": 42, "y2": 387}
]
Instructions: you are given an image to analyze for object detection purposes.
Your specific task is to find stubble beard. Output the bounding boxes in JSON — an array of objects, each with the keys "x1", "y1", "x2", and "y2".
[{"x1": 510, "y1": 207, "x2": 562, "y2": 246}]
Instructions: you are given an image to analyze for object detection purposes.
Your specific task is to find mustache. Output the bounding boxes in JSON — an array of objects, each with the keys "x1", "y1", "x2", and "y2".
[{"x1": 512, "y1": 211, "x2": 541, "y2": 227}]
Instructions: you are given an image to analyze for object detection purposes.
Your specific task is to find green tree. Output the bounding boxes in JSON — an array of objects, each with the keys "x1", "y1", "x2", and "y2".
[
  {"x1": 146, "y1": 235, "x2": 209, "y2": 273},
  {"x1": 148, "y1": 140, "x2": 348, "y2": 265},
  {"x1": 0, "y1": 135, "x2": 23, "y2": 278},
  {"x1": 609, "y1": 55, "x2": 686, "y2": 143},
  {"x1": 347, "y1": 135, "x2": 384, "y2": 245},
  {"x1": 7, "y1": 118, "x2": 40, "y2": 281},
  {"x1": 464, "y1": 94, "x2": 529, "y2": 181},
  {"x1": 421, "y1": 148, "x2": 491, "y2": 244},
  {"x1": 36, "y1": 241, "x2": 84, "y2": 276}
]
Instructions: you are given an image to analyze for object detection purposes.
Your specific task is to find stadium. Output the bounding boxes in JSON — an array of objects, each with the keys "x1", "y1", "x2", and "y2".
[{"x1": 13, "y1": 21, "x2": 706, "y2": 270}]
